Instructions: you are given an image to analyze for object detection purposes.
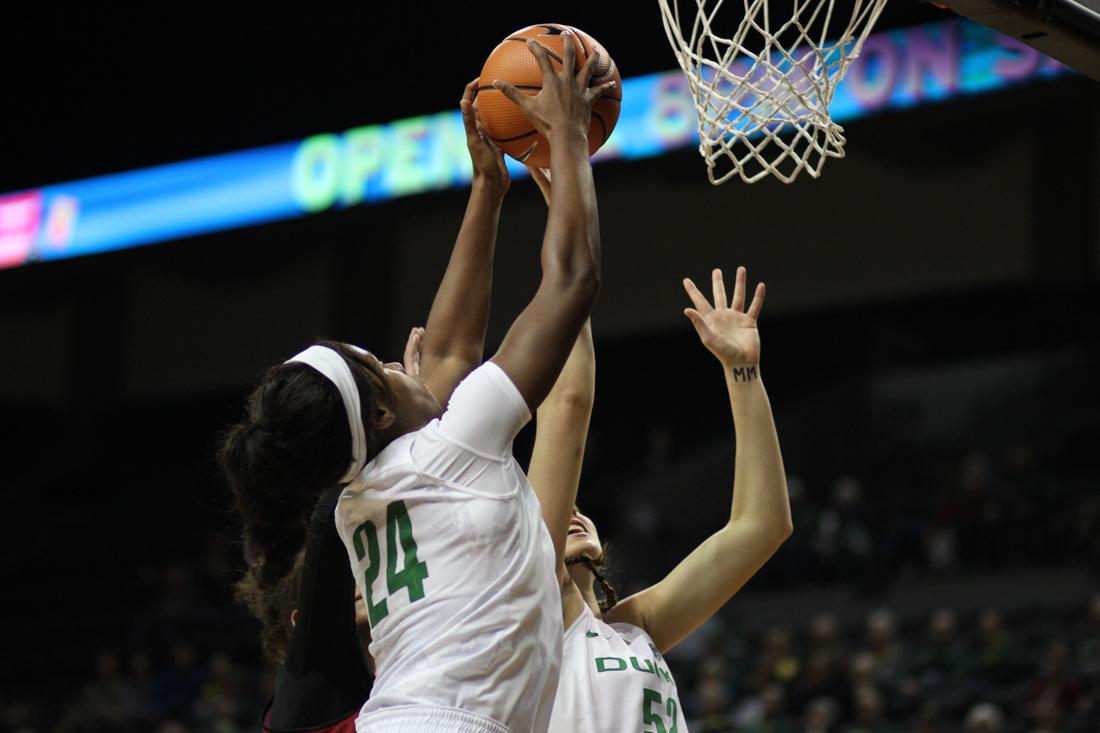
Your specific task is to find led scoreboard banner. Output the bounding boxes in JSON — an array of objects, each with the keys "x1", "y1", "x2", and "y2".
[{"x1": 0, "y1": 20, "x2": 1071, "y2": 271}]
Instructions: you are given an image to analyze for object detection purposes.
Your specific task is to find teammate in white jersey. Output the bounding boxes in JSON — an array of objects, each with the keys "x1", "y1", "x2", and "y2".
[
  {"x1": 224, "y1": 33, "x2": 614, "y2": 733},
  {"x1": 528, "y1": 267, "x2": 793, "y2": 733}
]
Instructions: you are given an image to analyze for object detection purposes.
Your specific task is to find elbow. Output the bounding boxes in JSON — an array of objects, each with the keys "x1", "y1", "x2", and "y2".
[
  {"x1": 580, "y1": 270, "x2": 601, "y2": 310},
  {"x1": 563, "y1": 257, "x2": 601, "y2": 302},
  {"x1": 542, "y1": 386, "x2": 594, "y2": 415},
  {"x1": 770, "y1": 511, "x2": 794, "y2": 547},
  {"x1": 729, "y1": 517, "x2": 793, "y2": 553},
  {"x1": 544, "y1": 241, "x2": 601, "y2": 299},
  {"x1": 543, "y1": 264, "x2": 600, "y2": 314}
]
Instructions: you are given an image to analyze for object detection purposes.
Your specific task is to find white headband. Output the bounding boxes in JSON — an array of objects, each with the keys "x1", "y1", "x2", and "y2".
[{"x1": 286, "y1": 345, "x2": 368, "y2": 483}]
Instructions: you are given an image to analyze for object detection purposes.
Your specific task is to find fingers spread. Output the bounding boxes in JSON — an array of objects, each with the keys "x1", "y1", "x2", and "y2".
[
  {"x1": 684, "y1": 309, "x2": 709, "y2": 339},
  {"x1": 731, "y1": 266, "x2": 747, "y2": 312},
  {"x1": 579, "y1": 47, "x2": 598, "y2": 87},
  {"x1": 712, "y1": 268, "x2": 728, "y2": 310},
  {"x1": 585, "y1": 79, "x2": 617, "y2": 103},
  {"x1": 683, "y1": 277, "x2": 713, "y2": 313},
  {"x1": 527, "y1": 39, "x2": 555, "y2": 78},
  {"x1": 493, "y1": 80, "x2": 527, "y2": 107},
  {"x1": 560, "y1": 31, "x2": 576, "y2": 76},
  {"x1": 747, "y1": 282, "x2": 766, "y2": 321}
]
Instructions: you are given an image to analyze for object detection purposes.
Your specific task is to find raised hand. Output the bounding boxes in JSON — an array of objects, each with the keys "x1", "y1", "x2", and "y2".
[
  {"x1": 493, "y1": 32, "x2": 617, "y2": 143},
  {"x1": 683, "y1": 267, "x2": 765, "y2": 368},
  {"x1": 402, "y1": 326, "x2": 425, "y2": 378},
  {"x1": 460, "y1": 79, "x2": 509, "y2": 194}
]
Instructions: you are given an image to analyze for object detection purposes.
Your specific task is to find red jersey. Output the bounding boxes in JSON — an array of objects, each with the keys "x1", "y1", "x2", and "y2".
[{"x1": 262, "y1": 706, "x2": 357, "y2": 733}]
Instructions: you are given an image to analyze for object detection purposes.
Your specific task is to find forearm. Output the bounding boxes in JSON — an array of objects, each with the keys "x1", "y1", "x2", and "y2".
[
  {"x1": 529, "y1": 320, "x2": 595, "y2": 566},
  {"x1": 537, "y1": 319, "x2": 594, "y2": 414},
  {"x1": 541, "y1": 130, "x2": 601, "y2": 287},
  {"x1": 420, "y1": 180, "x2": 503, "y2": 385},
  {"x1": 726, "y1": 369, "x2": 792, "y2": 542}
]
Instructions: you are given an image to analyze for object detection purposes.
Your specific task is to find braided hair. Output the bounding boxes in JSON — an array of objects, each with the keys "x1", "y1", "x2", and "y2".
[
  {"x1": 566, "y1": 548, "x2": 619, "y2": 615},
  {"x1": 235, "y1": 547, "x2": 304, "y2": 665}
]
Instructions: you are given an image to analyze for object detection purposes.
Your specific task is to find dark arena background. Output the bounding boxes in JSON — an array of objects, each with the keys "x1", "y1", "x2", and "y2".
[{"x1": 2, "y1": 3, "x2": 1099, "y2": 732}]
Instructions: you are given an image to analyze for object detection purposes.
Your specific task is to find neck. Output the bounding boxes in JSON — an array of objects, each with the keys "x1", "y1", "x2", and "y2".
[
  {"x1": 372, "y1": 413, "x2": 435, "y2": 458},
  {"x1": 567, "y1": 561, "x2": 601, "y2": 617}
]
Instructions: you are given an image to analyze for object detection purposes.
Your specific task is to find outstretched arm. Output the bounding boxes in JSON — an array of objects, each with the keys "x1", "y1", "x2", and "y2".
[
  {"x1": 528, "y1": 319, "x2": 595, "y2": 571},
  {"x1": 418, "y1": 80, "x2": 510, "y2": 406},
  {"x1": 490, "y1": 33, "x2": 615, "y2": 409},
  {"x1": 605, "y1": 267, "x2": 792, "y2": 653}
]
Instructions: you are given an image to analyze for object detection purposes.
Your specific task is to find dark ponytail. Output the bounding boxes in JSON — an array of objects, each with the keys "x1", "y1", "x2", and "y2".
[
  {"x1": 221, "y1": 341, "x2": 392, "y2": 663},
  {"x1": 568, "y1": 549, "x2": 619, "y2": 615}
]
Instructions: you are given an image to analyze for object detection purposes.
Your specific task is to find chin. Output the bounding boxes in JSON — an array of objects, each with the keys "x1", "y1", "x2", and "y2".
[{"x1": 566, "y1": 539, "x2": 602, "y2": 563}]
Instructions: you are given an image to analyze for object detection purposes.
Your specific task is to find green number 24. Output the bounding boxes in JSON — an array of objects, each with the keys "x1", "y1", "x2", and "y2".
[
  {"x1": 642, "y1": 688, "x2": 679, "y2": 733},
  {"x1": 351, "y1": 500, "x2": 430, "y2": 625}
]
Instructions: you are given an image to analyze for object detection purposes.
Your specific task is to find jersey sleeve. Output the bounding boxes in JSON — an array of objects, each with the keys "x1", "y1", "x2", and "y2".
[
  {"x1": 266, "y1": 486, "x2": 373, "y2": 731},
  {"x1": 434, "y1": 361, "x2": 531, "y2": 458}
]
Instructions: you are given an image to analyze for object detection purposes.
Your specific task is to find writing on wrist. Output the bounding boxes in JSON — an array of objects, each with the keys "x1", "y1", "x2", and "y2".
[{"x1": 726, "y1": 364, "x2": 759, "y2": 383}]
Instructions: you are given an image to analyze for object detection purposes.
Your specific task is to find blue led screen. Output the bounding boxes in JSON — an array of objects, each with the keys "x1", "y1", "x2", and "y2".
[{"x1": 0, "y1": 20, "x2": 1070, "y2": 271}]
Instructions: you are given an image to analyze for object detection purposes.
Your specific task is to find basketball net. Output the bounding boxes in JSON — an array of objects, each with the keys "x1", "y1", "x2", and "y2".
[{"x1": 658, "y1": 0, "x2": 888, "y2": 184}]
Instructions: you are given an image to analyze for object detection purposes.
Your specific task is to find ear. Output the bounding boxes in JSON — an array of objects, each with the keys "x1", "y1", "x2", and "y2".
[
  {"x1": 374, "y1": 402, "x2": 396, "y2": 431},
  {"x1": 290, "y1": 609, "x2": 298, "y2": 628}
]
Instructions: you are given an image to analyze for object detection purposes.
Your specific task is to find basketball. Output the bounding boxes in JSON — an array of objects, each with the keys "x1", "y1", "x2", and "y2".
[{"x1": 477, "y1": 24, "x2": 622, "y2": 168}]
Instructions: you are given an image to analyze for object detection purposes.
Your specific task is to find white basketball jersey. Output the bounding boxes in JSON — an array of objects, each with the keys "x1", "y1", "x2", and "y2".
[
  {"x1": 336, "y1": 362, "x2": 561, "y2": 733},
  {"x1": 549, "y1": 604, "x2": 689, "y2": 733}
]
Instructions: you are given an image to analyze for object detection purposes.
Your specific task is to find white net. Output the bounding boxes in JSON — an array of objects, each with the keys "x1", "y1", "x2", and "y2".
[{"x1": 658, "y1": 0, "x2": 889, "y2": 184}]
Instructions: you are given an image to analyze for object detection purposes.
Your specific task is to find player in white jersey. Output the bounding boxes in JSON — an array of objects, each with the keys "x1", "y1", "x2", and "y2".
[
  {"x1": 224, "y1": 34, "x2": 614, "y2": 733},
  {"x1": 528, "y1": 267, "x2": 793, "y2": 733}
]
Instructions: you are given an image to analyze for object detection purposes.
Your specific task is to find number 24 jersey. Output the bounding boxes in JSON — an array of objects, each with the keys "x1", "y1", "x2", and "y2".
[{"x1": 336, "y1": 362, "x2": 561, "y2": 733}]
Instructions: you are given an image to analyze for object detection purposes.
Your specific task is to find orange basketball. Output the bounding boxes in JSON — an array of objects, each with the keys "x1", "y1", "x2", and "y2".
[{"x1": 477, "y1": 24, "x2": 622, "y2": 168}]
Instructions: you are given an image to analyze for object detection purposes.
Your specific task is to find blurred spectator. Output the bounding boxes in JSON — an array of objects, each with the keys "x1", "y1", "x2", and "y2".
[
  {"x1": 193, "y1": 652, "x2": 243, "y2": 729},
  {"x1": 802, "y1": 697, "x2": 839, "y2": 733},
  {"x1": 1, "y1": 699, "x2": 41, "y2": 733},
  {"x1": 1077, "y1": 593, "x2": 1100, "y2": 682},
  {"x1": 790, "y1": 651, "x2": 846, "y2": 719},
  {"x1": 807, "y1": 614, "x2": 844, "y2": 662},
  {"x1": 693, "y1": 675, "x2": 736, "y2": 733},
  {"x1": 811, "y1": 477, "x2": 874, "y2": 587},
  {"x1": 842, "y1": 685, "x2": 893, "y2": 733},
  {"x1": 153, "y1": 643, "x2": 204, "y2": 722},
  {"x1": 1025, "y1": 640, "x2": 1081, "y2": 726},
  {"x1": 56, "y1": 649, "x2": 142, "y2": 731},
  {"x1": 910, "y1": 703, "x2": 946, "y2": 733},
  {"x1": 911, "y1": 609, "x2": 963, "y2": 686},
  {"x1": 9, "y1": 430, "x2": 1100, "y2": 732},
  {"x1": 761, "y1": 627, "x2": 801, "y2": 685},
  {"x1": 963, "y1": 702, "x2": 1003, "y2": 733},
  {"x1": 17, "y1": 575, "x2": 1100, "y2": 732},
  {"x1": 733, "y1": 683, "x2": 795, "y2": 733},
  {"x1": 864, "y1": 610, "x2": 904, "y2": 688},
  {"x1": 968, "y1": 608, "x2": 1031, "y2": 695}
]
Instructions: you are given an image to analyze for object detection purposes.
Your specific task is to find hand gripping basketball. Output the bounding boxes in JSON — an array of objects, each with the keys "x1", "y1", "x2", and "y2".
[
  {"x1": 459, "y1": 79, "x2": 509, "y2": 194},
  {"x1": 492, "y1": 33, "x2": 617, "y2": 147}
]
